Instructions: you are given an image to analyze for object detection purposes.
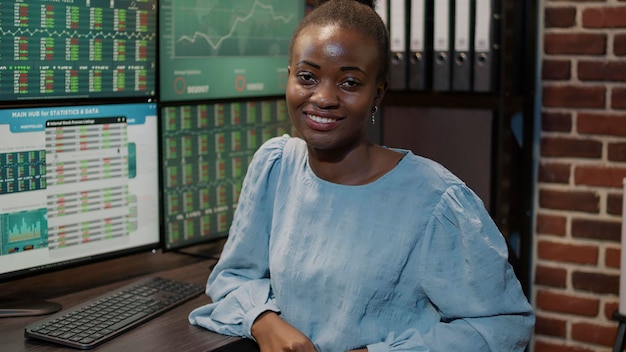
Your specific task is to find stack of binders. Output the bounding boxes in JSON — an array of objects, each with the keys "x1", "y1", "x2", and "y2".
[{"x1": 376, "y1": 0, "x2": 497, "y2": 93}]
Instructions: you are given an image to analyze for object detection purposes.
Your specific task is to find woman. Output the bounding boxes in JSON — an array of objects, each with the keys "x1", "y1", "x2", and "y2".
[{"x1": 189, "y1": 1, "x2": 535, "y2": 351}]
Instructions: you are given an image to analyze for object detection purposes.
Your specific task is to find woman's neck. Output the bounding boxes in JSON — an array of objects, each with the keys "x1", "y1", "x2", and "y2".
[{"x1": 307, "y1": 143, "x2": 403, "y2": 185}]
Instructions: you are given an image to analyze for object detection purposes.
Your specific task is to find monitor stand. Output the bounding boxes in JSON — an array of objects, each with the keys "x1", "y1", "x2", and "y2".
[
  {"x1": 174, "y1": 239, "x2": 227, "y2": 260},
  {"x1": 0, "y1": 299, "x2": 62, "y2": 318}
]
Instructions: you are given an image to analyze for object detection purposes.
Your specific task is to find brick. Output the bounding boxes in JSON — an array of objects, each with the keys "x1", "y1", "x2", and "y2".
[
  {"x1": 575, "y1": 165, "x2": 626, "y2": 187},
  {"x1": 534, "y1": 340, "x2": 594, "y2": 352},
  {"x1": 605, "y1": 302, "x2": 620, "y2": 320},
  {"x1": 616, "y1": 33, "x2": 626, "y2": 55},
  {"x1": 579, "y1": 112, "x2": 626, "y2": 136},
  {"x1": 538, "y1": 240, "x2": 598, "y2": 264},
  {"x1": 543, "y1": 85, "x2": 606, "y2": 109},
  {"x1": 571, "y1": 321, "x2": 616, "y2": 347},
  {"x1": 536, "y1": 213, "x2": 567, "y2": 236},
  {"x1": 606, "y1": 247, "x2": 620, "y2": 268},
  {"x1": 572, "y1": 271, "x2": 619, "y2": 295},
  {"x1": 540, "y1": 137, "x2": 602, "y2": 158},
  {"x1": 609, "y1": 143, "x2": 626, "y2": 162},
  {"x1": 583, "y1": 7, "x2": 626, "y2": 28},
  {"x1": 572, "y1": 217, "x2": 621, "y2": 241},
  {"x1": 535, "y1": 314, "x2": 567, "y2": 337},
  {"x1": 540, "y1": 189, "x2": 600, "y2": 213},
  {"x1": 578, "y1": 60, "x2": 626, "y2": 82},
  {"x1": 538, "y1": 162, "x2": 570, "y2": 184},
  {"x1": 535, "y1": 264, "x2": 567, "y2": 287},
  {"x1": 607, "y1": 192, "x2": 623, "y2": 215},
  {"x1": 542, "y1": 111, "x2": 572, "y2": 132},
  {"x1": 612, "y1": 88, "x2": 626, "y2": 109},
  {"x1": 545, "y1": 7, "x2": 577, "y2": 28},
  {"x1": 542, "y1": 59, "x2": 571, "y2": 80},
  {"x1": 537, "y1": 289, "x2": 600, "y2": 316},
  {"x1": 544, "y1": 33, "x2": 607, "y2": 55}
]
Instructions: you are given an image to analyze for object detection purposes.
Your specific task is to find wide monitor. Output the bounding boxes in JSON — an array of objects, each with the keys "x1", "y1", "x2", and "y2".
[
  {"x1": 0, "y1": 102, "x2": 160, "y2": 296},
  {"x1": 0, "y1": 0, "x2": 157, "y2": 102},
  {"x1": 158, "y1": 0, "x2": 303, "y2": 102},
  {"x1": 161, "y1": 98, "x2": 291, "y2": 251}
]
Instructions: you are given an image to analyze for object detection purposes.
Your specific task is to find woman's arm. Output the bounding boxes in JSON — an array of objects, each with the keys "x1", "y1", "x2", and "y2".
[
  {"x1": 189, "y1": 136, "x2": 288, "y2": 338},
  {"x1": 252, "y1": 311, "x2": 317, "y2": 352},
  {"x1": 416, "y1": 185, "x2": 534, "y2": 351},
  {"x1": 363, "y1": 185, "x2": 534, "y2": 352}
]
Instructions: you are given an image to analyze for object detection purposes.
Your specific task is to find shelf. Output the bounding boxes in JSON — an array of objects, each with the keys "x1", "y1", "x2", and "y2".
[{"x1": 382, "y1": 91, "x2": 525, "y2": 112}]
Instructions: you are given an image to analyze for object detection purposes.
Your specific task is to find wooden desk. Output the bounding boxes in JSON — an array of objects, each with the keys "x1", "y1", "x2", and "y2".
[{"x1": 0, "y1": 248, "x2": 259, "y2": 352}]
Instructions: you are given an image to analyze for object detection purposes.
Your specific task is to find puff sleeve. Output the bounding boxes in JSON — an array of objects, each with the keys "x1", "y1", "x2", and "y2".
[
  {"x1": 188, "y1": 136, "x2": 288, "y2": 339},
  {"x1": 366, "y1": 184, "x2": 534, "y2": 351},
  {"x1": 406, "y1": 185, "x2": 532, "y2": 351}
]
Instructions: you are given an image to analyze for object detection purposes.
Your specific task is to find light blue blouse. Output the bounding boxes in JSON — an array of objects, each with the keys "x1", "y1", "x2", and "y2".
[{"x1": 189, "y1": 135, "x2": 534, "y2": 352}]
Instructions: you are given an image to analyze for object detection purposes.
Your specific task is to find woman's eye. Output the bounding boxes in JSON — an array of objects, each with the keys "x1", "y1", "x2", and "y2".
[
  {"x1": 297, "y1": 73, "x2": 315, "y2": 83},
  {"x1": 340, "y1": 79, "x2": 360, "y2": 89}
]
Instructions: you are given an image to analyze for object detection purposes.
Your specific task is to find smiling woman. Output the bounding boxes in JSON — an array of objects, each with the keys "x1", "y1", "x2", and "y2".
[
  {"x1": 188, "y1": 1, "x2": 535, "y2": 351},
  {"x1": 285, "y1": 22, "x2": 398, "y2": 182}
]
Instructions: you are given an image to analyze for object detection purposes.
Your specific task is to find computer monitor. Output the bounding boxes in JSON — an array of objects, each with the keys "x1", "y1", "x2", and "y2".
[
  {"x1": 160, "y1": 98, "x2": 291, "y2": 252},
  {"x1": 0, "y1": 102, "x2": 160, "y2": 316},
  {"x1": 158, "y1": 0, "x2": 303, "y2": 102},
  {"x1": 0, "y1": 0, "x2": 157, "y2": 102}
]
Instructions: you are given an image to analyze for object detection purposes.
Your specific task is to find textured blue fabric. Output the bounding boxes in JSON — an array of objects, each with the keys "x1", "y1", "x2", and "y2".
[{"x1": 189, "y1": 135, "x2": 534, "y2": 352}]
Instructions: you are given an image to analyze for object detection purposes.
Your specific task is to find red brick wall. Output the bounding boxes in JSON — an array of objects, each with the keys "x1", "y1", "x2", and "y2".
[{"x1": 535, "y1": 1, "x2": 626, "y2": 351}]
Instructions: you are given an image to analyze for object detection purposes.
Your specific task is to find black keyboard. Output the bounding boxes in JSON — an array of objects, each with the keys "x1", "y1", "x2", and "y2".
[{"x1": 24, "y1": 277, "x2": 205, "y2": 350}]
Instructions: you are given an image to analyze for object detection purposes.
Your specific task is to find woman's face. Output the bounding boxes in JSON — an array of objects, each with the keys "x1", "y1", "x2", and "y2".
[{"x1": 286, "y1": 24, "x2": 386, "y2": 153}]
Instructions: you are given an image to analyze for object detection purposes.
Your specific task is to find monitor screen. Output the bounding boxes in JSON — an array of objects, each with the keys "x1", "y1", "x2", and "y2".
[
  {"x1": 161, "y1": 98, "x2": 291, "y2": 250},
  {"x1": 158, "y1": 0, "x2": 303, "y2": 102},
  {"x1": 0, "y1": 102, "x2": 160, "y2": 280},
  {"x1": 0, "y1": 0, "x2": 157, "y2": 102}
]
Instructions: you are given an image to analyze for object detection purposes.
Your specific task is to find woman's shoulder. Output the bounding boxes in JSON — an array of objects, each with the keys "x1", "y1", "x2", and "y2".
[
  {"x1": 249, "y1": 135, "x2": 306, "y2": 170},
  {"x1": 393, "y1": 148, "x2": 464, "y2": 188},
  {"x1": 255, "y1": 134, "x2": 304, "y2": 158},
  {"x1": 398, "y1": 151, "x2": 491, "y2": 213}
]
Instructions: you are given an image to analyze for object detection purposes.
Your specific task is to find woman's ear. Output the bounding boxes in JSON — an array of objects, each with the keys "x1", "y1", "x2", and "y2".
[{"x1": 374, "y1": 79, "x2": 388, "y2": 107}]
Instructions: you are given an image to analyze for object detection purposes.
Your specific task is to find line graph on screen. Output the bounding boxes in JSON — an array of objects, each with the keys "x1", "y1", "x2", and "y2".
[{"x1": 173, "y1": 0, "x2": 296, "y2": 57}]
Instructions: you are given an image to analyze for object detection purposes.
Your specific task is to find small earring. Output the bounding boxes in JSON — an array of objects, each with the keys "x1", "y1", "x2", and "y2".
[{"x1": 371, "y1": 106, "x2": 378, "y2": 125}]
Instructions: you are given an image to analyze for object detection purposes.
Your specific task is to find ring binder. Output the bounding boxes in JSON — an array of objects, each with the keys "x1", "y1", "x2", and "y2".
[
  {"x1": 389, "y1": 0, "x2": 408, "y2": 90},
  {"x1": 473, "y1": 0, "x2": 494, "y2": 92},
  {"x1": 408, "y1": 0, "x2": 427, "y2": 91},
  {"x1": 452, "y1": 0, "x2": 471, "y2": 91},
  {"x1": 432, "y1": 0, "x2": 451, "y2": 91}
]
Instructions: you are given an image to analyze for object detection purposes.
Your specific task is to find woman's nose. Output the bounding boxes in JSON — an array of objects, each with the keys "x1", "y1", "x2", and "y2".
[{"x1": 310, "y1": 81, "x2": 339, "y2": 109}]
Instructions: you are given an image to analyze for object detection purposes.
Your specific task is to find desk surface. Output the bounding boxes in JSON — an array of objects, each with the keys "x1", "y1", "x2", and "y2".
[{"x1": 0, "y1": 246, "x2": 259, "y2": 352}]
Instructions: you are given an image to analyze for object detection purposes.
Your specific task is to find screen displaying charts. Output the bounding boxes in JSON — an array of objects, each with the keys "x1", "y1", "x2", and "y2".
[
  {"x1": 161, "y1": 99, "x2": 291, "y2": 250},
  {"x1": 0, "y1": 0, "x2": 157, "y2": 102},
  {"x1": 159, "y1": 0, "x2": 304, "y2": 101},
  {"x1": 0, "y1": 103, "x2": 160, "y2": 280}
]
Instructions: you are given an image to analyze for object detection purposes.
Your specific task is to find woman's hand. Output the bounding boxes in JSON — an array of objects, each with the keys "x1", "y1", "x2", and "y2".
[{"x1": 251, "y1": 311, "x2": 318, "y2": 352}]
